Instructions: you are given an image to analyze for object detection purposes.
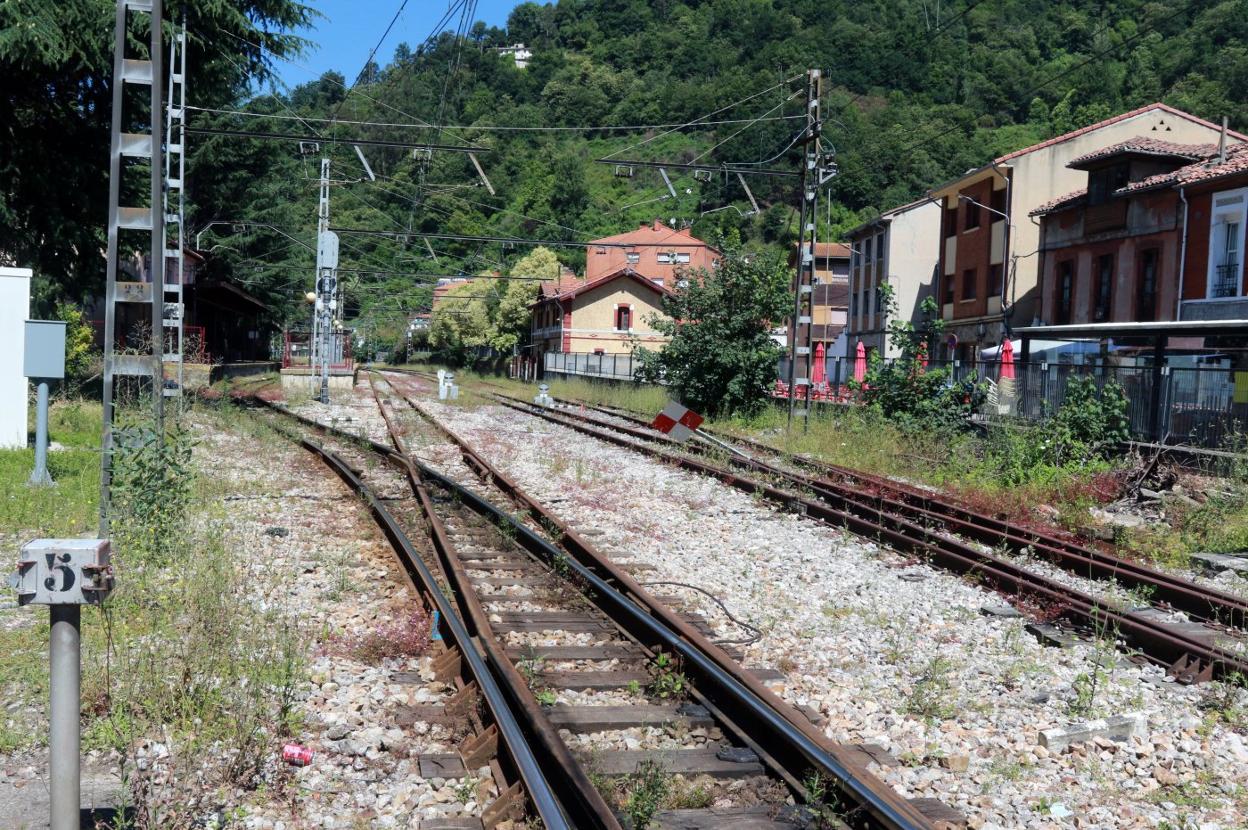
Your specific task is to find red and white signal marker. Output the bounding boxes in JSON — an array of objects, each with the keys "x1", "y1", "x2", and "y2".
[{"x1": 651, "y1": 400, "x2": 704, "y2": 442}]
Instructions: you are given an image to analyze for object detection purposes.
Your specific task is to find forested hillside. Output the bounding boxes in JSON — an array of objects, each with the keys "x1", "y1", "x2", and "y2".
[{"x1": 7, "y1": 0, "x2": 1248, "y2": 353}]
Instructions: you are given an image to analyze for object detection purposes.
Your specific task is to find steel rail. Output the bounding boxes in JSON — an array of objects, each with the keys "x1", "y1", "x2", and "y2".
[
  {"x1": 512, "y1": 391, "x2": 1248, "y2": 634},
  {"x1": 483, "y1": 394, "x2": 1248, "y2": 685},
  {"x1": 255, "y1": 405, "x2": 573, "y2": 829},
  {"x1": 364, "y1": 382, "x2": 625, "y2": 830},
  {"x1": 561, "y1": 399, "x2": 1248, "y2": 631},
  {"x1": 373, "y1": 373, "x2": 935, "y2": 829}
]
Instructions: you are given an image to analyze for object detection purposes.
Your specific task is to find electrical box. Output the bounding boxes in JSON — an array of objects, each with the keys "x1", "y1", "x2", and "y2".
[
  {"x1": 9, "y1": 539, "x2": 114, "y2": 606},
  {"x1": 24, "y1": 320, "x2": 67, "y2": 380}
]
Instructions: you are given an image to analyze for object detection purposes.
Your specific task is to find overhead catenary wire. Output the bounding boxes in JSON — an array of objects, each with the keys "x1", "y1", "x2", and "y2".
[
  {"x1": 212, "y1": 27, "x2": 484, "y2": 149},
  {"x1": 184, "y1": 105, "x2": 805, "y2": 133},
  {"x1": 325, "y1": 0, "x2": 413, "y2": 125}
]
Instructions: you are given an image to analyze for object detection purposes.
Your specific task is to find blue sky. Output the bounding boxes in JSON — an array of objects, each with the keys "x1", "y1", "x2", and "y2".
[{"x1": 274, "y1": 0, "x2": 522, "y2": 90}]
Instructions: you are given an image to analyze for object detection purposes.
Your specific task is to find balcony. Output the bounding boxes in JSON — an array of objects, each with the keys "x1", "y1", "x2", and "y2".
[
  {"x1": 1083, "y1": 200, "x2": 1128, "y2": 235},
  {"x1": 1213, "y1": 261, "x2": 1240, "y2": 298}
]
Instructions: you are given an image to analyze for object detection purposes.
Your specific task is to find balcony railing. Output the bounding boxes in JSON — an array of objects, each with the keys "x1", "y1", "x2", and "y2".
[{"x1": 1214, "y1": 261, "x2": 1240, "y2": 298}]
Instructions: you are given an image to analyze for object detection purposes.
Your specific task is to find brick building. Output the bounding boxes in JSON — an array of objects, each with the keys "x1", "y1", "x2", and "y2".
[
  {"x1": 1034, "y1": 137, "x2": 1248, "y2": 327},
  {"x1": 928, "y1": 103, "x2": 1234, "y2": 361},
  {"x1": 584, "y1": 220, "x2": 719, "y2": 289}
]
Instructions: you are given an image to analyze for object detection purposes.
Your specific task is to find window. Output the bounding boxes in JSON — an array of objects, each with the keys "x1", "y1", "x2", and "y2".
[
  {"x1": 1094, "y1": 254, "x2": 1114, "y2": 322},
  {"x1": 1216, "y1": 221, "x2": 1241, "y2": 297},
  {"x1": 675, "y1": 252, "x2": 690, "y2": 263},
  {"x1": 961, "y1": 267, "x2": 977, "y2": 301},
  {"x1": 963, "y1": 198, "x2": 980, "y2": 231},
  {"x1": 615, "y1": 306, "x2": 631, "y2": 331},
  {"x1": 651, "y1": 277, "x2": 664, "y2": 286},
  {"x1": 990, "y1": 186, "x2": 1007, "y2": 216},
  {"x1": 864, "y1": 236, "x2": 873, "y2": 262},
  {"x1": 657, "y1": 252, "x2": 672, "y2": 264},
  {"x1": 1056, "y1": 261, "x2": 1074, "y2": 324},
  {"x1": 874, "y1": 233, "x2": 885, "y2": 260},
  {"x1": 626, "y1": 251, "x2": 640, "y2": 265},
  {"x1": 989, "y1": 264, "x2": 1003, "y2": 297},
  {"x1": 1088, "y1": 164, "x2": 1130, "y2": 205},
  {"x1": 1137, "y1": 249, "x2": 1158, "y2": 321},
  {"x1": 944, "y1": 205, "x2": 958, "y2": 238},
  {"x1": 943, "y1": 271, "x2": 955, "y2": 304}
]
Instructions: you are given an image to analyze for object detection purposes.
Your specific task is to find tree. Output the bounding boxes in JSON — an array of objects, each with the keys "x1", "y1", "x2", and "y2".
[
  {"x1": 635, "y1": 245, "x2": 788, "y2": 418},
  {"x1": 854, "y1": 288, "x2": 984, "y2": 430},
  {"x1": 490, "y1": 247, "x2": 558, "y2": 353},
  {"x1": 429, "y1": 281, "x2": 490, "y2": 364},
  {"x1": 0, "y1": 0, "x2": 312, "y2": 310}
]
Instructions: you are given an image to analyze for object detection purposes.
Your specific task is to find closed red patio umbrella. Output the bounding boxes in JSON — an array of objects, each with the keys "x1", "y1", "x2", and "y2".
[
  {"x1": 853, "y1": 340, "x2": 867, "y2": 382},
  {"x1": 811, "y1": 342, "x2": 827, "y2": 387},
  {"x1": 1000, "y1": 337, "x2": 1015, "y2": 380}
]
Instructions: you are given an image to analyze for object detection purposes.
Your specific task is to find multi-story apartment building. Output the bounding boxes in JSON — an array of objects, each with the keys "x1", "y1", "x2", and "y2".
[
  {"x1": 786, "y1": 242, "x2": 851, "y2": 357},
  {"x1": 928, "y1": 103, "x2": 1233, "y2": 361},
  {"x1": 846, "y1": 198, "x2": 942, "y2": 358},
  {"x1": 1033, "y1": 136, "x2": 1248, "y2": 326}
]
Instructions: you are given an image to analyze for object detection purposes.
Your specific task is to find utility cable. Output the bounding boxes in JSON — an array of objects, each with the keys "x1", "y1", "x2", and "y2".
[
  {"x1": 638, "y1": 581, "x2": 763, "y2": 646},
  {"x1": 602, "y1": 74, "x2": 804, "y2": 161},
  {"x1": 185, "y1": 106, "x2": 804, "y2": 133}
]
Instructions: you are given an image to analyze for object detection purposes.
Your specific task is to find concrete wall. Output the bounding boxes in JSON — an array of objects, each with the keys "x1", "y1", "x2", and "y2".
[
  {"x1": 0, "y1": 267, "x2": 32, "y2": 448},
  {"x1": 563, "y1": 278, "x2": 670, "y2": 355},
  {"x1": 850, "y1": 201, "x2": 941, "y2": 358}
]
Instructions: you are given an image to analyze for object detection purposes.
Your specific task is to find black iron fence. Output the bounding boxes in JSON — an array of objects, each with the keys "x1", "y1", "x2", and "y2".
[{"x1": 777, "y1": 355, "x2": 1248, "y2": 450}]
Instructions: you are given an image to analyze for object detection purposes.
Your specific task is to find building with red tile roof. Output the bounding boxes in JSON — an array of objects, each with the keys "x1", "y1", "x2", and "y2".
[
  {"x1": 585, "y1": 220, "x2": 719, "y2": 289},
  {"x1": 1034, "y1": 135, "x2": 1248, "y2": 327},
  {"x1": 926, "y1": 103, "x2": 1241, "y2": 361}
]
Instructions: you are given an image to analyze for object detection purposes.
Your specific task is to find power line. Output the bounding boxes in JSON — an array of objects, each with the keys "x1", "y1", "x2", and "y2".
[
  {"x1": 603, "y1": 74, "x2": 804, "y2": 161},
  {"x1": 327, "y1": 0, "x2": 413, "y2": 124},
  {"x1": 211, "y1": 27, "x2": 484, "y2": 149},
  {"x1": 185, "y1": 126, "x2": 488, "y2": 153},
  {"x1": 184, "y1": 105, "x2": 805, "y2": 133},
  {"x1": 329, "y1": 226, "x2": 719, "y2": 249}
]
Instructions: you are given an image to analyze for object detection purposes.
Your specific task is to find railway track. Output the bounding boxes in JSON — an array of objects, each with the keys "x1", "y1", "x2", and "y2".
[
  {"x1": 393, "y1": 371, "x2": 1247, "y2": 685},
  {"x1": 250, "y1": 382, "x2": 952, "y2": 829}
]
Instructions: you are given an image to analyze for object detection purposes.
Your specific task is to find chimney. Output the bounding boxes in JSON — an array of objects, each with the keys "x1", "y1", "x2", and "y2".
[{"x1": 1219, "y1": 116, "x2": 1229, "y2": 164}]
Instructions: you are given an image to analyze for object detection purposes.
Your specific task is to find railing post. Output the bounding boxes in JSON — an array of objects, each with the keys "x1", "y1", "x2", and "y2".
[{"x1": 1148, "y1": 335, "x2": 1165, "y2": 442}]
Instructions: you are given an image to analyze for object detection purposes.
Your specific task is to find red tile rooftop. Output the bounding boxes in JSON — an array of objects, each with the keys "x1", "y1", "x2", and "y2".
[{"x1": 1066, "y1": 138, "x2": 1217, "y2": 168}]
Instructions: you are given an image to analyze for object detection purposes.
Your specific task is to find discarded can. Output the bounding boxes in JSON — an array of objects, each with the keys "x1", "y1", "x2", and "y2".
[{"x1": 282, "y1": 743, "x2": 314, "y2": 766}]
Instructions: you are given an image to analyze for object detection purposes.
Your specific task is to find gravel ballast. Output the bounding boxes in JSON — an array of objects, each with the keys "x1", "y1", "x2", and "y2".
[{"x1": 383, "y1": 376, "x2": 1248, "y2": 830}]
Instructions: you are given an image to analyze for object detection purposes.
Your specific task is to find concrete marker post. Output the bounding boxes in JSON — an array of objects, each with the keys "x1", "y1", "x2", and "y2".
[
  {"x1": 8, "y1": 539, "x2": 113, "y2": 830},
  {"x1": 30, "y1": 380, "x2": 53, "y2": 486}
]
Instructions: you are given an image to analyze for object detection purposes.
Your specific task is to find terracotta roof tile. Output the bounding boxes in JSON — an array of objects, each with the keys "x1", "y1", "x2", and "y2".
[
  {"x1": 1118, "y1": 143, "x2": 1248, "y2": 194},
  {"x1": 1067, "y1": 138, "x2": 1218, "y2": 168},
  {"x1": 995, "y1": 102, "x2": 1247, "y2": 163},
  {"x1": 1029, "y1": 188, "x2": 1088, "y2": 217}
]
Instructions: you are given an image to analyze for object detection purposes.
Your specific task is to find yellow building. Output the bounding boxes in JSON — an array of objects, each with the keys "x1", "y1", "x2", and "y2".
[{"x1": 530, "y1": 266, "x2": 672, "y2": 356}]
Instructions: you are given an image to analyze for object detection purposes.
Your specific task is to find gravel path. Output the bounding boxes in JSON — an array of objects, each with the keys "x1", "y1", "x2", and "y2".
[
  {"x1": 193, "y1": 406, "x2": 497, "y2": 829},
  {"x1": 383, "y1": 375, "x2": 1248, "y2": 830}
]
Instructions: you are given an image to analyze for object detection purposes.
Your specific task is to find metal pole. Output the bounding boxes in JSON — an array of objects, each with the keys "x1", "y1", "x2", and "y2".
[
  {"x1": 49, "y1": 604, "x2": 81, "y2": 830},
  {"x1": 787, "y1": 69, "x2": 825, "y2": 431},
  {"x1": 30, "y1": 381, "x2": 52, "y2": 486}
]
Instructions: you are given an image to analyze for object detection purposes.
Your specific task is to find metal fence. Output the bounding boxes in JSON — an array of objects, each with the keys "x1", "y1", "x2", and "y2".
[
  {"x1": 777, "y1": 355, "x2": 1248, "y2": 450},
  {"x1": 543, "y1": 351, "x2": 642, "y2": 381}
]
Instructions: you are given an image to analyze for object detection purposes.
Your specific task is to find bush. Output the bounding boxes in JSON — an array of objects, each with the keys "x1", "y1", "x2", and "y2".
[{"x1": 852, "y1": 290, "x2": 986, "y2": 431}]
